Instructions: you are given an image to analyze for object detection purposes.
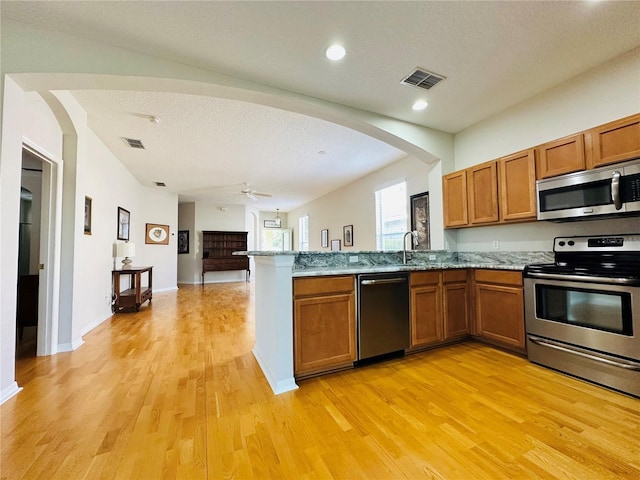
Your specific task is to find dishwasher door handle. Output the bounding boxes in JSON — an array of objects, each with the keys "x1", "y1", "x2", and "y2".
[{"x1": 360, "y1": 278, "x2": 407, "y2": 286}]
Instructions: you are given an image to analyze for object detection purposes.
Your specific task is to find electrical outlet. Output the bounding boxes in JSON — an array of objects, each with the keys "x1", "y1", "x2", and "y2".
[
  {"x1": 349, "y1": 255, "x2": 359, "y2": 263},
  {"x1": 429, "y1": 254, "x2": 436, "y2": 261},
  {"x1": 492, "y1": 240, "x2": 499, "y2": 250},
  {"x1": 105, "y1": 295, "x2": 111, "y2": 305}
]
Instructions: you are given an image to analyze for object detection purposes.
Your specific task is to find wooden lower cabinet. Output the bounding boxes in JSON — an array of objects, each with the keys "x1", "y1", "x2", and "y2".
[
  {"x1": 410, "y1": 270, "x2": 469, "y2": 348},
  {"x1": 443, "y1": 270, "x2": 470, "y2": 339},
  {"x1": 293, "y1": 276, "x2": 356, "y2": 377},
  {"x1": 473, "y1": 269, "x2": 525, "y2": 353},
  {"x1": 410, "y1": 272, "x2": 442, "y2": 346}
]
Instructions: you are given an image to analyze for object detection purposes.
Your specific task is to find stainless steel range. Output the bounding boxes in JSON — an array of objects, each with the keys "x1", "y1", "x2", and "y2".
[{"x1": 524, "y1": 234, "x2": 640, "y2": 397}]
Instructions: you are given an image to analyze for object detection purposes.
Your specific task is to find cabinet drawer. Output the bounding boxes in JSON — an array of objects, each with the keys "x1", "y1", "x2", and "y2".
[
  {"x1": 294, "y1": 275, "x2": 355, "y2": 297},
  {"x1": 443, "y1": 269, "x2": 467, "y2": 283},
  {"x1": 203, "y1": 257, "x2": 248, "y2": 271},
  {"x1": 410, "y1": 271, "x2": 441, "y2": 287},
  {"x1": 474, "y1": 269, "x2": 522, "y2": 287}
]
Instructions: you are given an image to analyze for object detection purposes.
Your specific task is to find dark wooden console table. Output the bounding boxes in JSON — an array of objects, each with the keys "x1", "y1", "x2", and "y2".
[{"x1": 112, "y1": 266, "x2": 153, "y2": 313}]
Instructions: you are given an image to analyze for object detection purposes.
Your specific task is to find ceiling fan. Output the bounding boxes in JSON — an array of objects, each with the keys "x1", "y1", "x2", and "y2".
[{"x1": 237, "y1": 183, "x2": 272, "y2": 201}]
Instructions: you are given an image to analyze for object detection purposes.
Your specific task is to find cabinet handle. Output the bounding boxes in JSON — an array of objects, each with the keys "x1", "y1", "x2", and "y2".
[
  {"x1": 360, "y1": 278, "x2": 406, "y2": 286},
  {"x1": 528, "y1": 335, "x2": 640, "y2": 371},
  {"x1": 611, "y1": 171, "x2": 622, "y2": 210}
]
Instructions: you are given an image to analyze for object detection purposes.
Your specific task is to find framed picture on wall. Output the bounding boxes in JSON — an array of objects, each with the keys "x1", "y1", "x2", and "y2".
[
  {"x1": 410, "y1": 191, "x2": 430, "y2": 250},
  {"x1": 84, "y1": 196, "x2": 92, "y2": 235},
  {"x1": 117, "y1": 207, "x2": 130, "y2": 241},
  {"x1": 178, "y1": 230, "x2": 189, "y2": 254},
  {"x1": 343, "y1": 225, "x2": 353, "y2": 247},
  {"x1": 331, "y1": 239, "x2": 341, "y2": 251},
  {"x1": 145, "y1": 223, "x2": 170, "y2": 245},
  {"x1": 321, "y1": 229, "x2": 329, "y2": 248}
]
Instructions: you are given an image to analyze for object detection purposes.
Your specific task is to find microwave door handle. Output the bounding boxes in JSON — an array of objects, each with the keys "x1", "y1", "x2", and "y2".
[{"x1": 611, "y1": 171, "x2": 622, "y2": 210}]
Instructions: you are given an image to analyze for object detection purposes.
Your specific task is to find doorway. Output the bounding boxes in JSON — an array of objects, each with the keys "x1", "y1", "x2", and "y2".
[{"x1": 16, "y1": 150, "x2": 43, "y2": 358}]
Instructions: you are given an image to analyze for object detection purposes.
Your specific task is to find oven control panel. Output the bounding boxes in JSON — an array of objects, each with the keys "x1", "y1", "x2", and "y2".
[
  {"x1": 554, "y1": 234, "x2": 640, "y2": 252},
  {"x1": 587, "y1": 237, "x2": 624, "y2": 248}
]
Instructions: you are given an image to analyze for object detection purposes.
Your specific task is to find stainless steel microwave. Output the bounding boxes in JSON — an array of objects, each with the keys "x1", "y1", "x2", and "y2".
[{"x1": 537, "y1": 158, "x2": 640, "y2": 221}]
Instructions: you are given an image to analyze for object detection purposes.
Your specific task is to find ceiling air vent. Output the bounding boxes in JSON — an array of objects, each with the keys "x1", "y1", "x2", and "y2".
[
  {"x1": 154, "y1": 181, "x2": 166, "y2": 187},
  {"x1": 401, "y1": 68, "x2": 446, "y2": 90},
  {"x1": 122, "y1": 137, "x2": 145, "y2": 149}
]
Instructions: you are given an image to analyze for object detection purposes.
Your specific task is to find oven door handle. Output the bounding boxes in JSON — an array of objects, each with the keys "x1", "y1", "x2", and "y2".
[
  {"x1": 528, "y1": 335, "x2": 640, "y2": 371},
  {"x1": 525, "y1": 271, "x2": 637, "y2": 285}
]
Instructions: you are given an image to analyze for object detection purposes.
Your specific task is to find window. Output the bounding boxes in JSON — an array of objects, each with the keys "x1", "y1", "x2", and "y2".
[
  {"x1": 298, "y1": 214, "x2": 309, "y2": 251},
  {"x1": 375, "y1": 181, "x2": 408, "y2": 251}
]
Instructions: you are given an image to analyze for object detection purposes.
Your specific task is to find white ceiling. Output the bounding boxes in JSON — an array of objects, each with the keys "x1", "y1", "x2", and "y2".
[{"x1": 4, "y1": 1, "x2": 640, "y2": 211}]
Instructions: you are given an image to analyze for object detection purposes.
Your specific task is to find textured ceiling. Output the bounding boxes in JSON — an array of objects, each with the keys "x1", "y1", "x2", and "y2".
[
  {"x1": 72, "y1": 90, "x2": 406, "y2": 209},
  {"x1": 4, "y1": 1, "x2": 640, "y2": 210}
]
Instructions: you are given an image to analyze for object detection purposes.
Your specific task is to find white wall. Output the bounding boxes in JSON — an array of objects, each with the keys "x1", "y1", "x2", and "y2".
[
  {"x1": 452, "y1": 47, "x2": 640, "y2": 253},
  {"x1": 288, "y1": 155, "x2": 439, "y2": 251},
  {"x1": 53, "y1": 91, "x2": 178, "y2": 343},
  {"x1": 1, "y1": 80, "x2": 49, "y2": 401},
  {"x1": 1, "y1": 81, "x2": 180, "y2": 400}
]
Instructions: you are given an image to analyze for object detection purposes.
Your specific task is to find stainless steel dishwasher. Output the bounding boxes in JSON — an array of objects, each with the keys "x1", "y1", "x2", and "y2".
[{"x1": 357, "y1": 272, "x2": 410, "y2": 361}]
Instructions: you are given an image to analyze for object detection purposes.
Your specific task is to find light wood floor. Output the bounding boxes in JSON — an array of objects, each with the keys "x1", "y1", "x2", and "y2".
[{"x1": 2, "y1": 282, "x2": 640, "y2": 479}]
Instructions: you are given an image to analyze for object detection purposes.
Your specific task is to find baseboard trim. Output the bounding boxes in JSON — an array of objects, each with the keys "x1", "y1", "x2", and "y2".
[
  {"x1": 57, "y1": 337, "x2": 84, "y2": 353},
  {"x1": 153, "y1": 286, "x2": 178, "y2": 293},
  {"x1": 252, "y1": 347, "x2": 298, "y2": 395},
  {"x1": 1, "y1": 382, "x2": 22, "y2": 405}
]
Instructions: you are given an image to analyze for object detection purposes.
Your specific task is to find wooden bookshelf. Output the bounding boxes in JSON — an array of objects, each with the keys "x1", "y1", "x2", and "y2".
[{"x1": 202, "y1": 231, "x2": 249, "y2": 283}]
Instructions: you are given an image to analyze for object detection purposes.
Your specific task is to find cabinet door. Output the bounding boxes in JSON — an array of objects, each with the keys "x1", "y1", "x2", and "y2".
[
  {"x1": 294, "y1": 292, "x2": 356, "y2": 376},
  {"x1": 498, "y1": 149, "x2": 537, "y2": 222},
  {"x1": 588, "y1": 113, "x2": 640, "y2": 168},
  {"x1": 467, "y1": 161, "x2": 499, "y2": 224},
  {"x1": 475, "y1": 283, "x2": 525, "y2": 352},
  {"x1": 536, "y1": 133, "x2": 585, "y2": 179},
  {"x1": 443, "y1": 282, "x2": 469, "y2": 340},
  {"x1": 443, "y1": 170, "x2": 468, "y2": 227},
  {"x1": 410, "y1": 284, "x2": 442, "y2": 347}
]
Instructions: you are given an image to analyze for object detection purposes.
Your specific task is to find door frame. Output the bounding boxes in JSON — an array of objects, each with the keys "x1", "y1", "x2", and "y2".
[{"x1": 22, "y1": 141, "x2": 62, "y2": 356}]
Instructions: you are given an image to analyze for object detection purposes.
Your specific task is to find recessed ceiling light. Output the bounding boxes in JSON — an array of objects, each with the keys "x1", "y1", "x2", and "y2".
[
  {"x1": 325, "y1": 44, "x2": 346, "y2": 61},
  {"x1": 412, "y1": 100, "x2": 428, "y2": 111}
]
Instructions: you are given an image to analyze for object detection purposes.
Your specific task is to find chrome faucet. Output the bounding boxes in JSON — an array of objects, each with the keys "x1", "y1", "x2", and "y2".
[{"x1": 402, "y1": 230, "x2": 419, "y2": 264}]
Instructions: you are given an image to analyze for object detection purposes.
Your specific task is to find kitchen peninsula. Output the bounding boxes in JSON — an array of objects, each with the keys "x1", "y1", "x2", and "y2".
[{"x1": 240, "y1": 249, "x2": 552, "y2": 395}]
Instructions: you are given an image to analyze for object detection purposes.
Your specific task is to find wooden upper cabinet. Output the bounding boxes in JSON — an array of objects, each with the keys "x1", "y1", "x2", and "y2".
[
  {"x1": 443, "y1": 170, "x2": 468, "y2": 227},
  {"x1": 536, "y1": 133, "x2": 585, "y2": 179},
  {"x1": 588, "y1": 113, "x2": 640, "y2": 168},
  {"x1": 498, "y1": 149, "x2": 537, "y2": 222},
  {"x1": 467, "y1": 161, "x2": 499, "y2": 224}
]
